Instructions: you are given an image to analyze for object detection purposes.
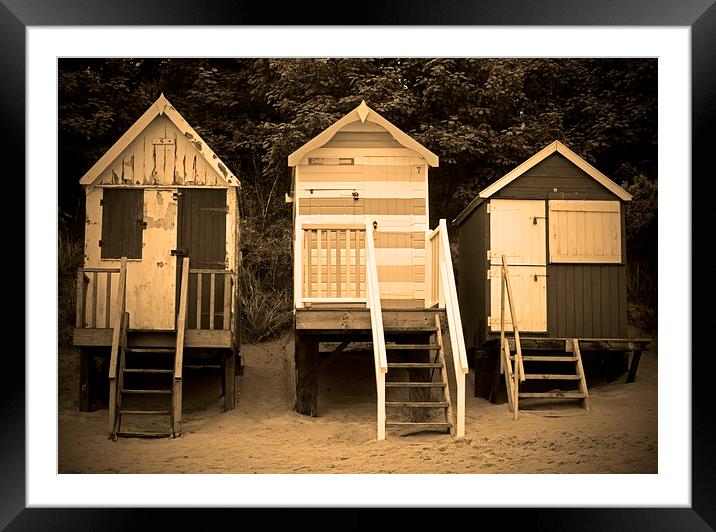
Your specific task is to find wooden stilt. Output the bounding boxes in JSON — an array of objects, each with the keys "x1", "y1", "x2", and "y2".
[
  {"x1": 79, "y1": 349, "x2": 93, "y2": 412},
  {"x1": 294, "y1": 334, "x2": 319, "y2": 416},
  {"x1": 224, "y1": 351, "x2": 236, "y2": 411},
  {"x1": 626, "y1": 350, "x2": 642, "y2": 383}
]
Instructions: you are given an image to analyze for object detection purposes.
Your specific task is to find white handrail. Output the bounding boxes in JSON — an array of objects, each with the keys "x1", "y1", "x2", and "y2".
[
  {"x1": 439, "y1": 220, "x2": 469, "y2": 372},
  {"x1": 429, "y1": 220, "x2": 469, "y2": 437},
  {"x1": 364, "y1": 221, "x2": 387, "y2": 441}
]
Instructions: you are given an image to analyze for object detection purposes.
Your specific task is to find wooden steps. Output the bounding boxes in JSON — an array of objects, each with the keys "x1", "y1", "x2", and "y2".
[
  {"x1": 383, "y1": 315, "x2": 455, "y2": 436},
  {"x1": 386, "y1": 422, "x2": 452, "y2": 431},
  {"x1": 121, "y1": 388, "x2": 173, "y2": 395},
  {"x1": 519, "y1": 391, "x2": 586, "y2": 398},
  {"x1": 387, "y1": 362, "x2": 443, "y2": 369},
  {"x1": 502, "y1": 338, "x2": 591, "y2": 418},
  {"x1": 386, "y1": 344, "x2": 440, "y2": 350},
  {"x1": 119, "y1": 409, "x2": 172, "y2": 415},
  {"x1": 386, "y1": 382, "x2": 446, "y2": 388},
  {"x1": 524, "y1": 374, "x2": 581, "y2": 380},
  {"x1": 122, "y1": 368, "x2": 173, "y2": 374},
  {"x1": 113, "y1": 344, "x2": 178, "y2": 439},
  {"x1": 512, "y1": 355, "x2": 577, "y2": 362},
  {"x1": 107, "y1": 257, "x2": 189, "y2": 441},
  {"x1": 116, "y1": 431, "x2": 173, "y2": 438},
  {"x1": 126, "y1": 347, "x2": 176, "y2": 354},
  {"x1": 386, "y1": 401, "x2": 449, "y2": 408}
]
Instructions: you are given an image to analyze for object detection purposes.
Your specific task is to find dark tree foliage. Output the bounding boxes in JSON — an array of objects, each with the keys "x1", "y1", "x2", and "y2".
[{"x1": 58, "y1": 58, "x2": 657, "y2": 338}]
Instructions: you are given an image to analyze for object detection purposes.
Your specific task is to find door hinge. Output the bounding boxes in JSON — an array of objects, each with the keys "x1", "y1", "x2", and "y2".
[
  {"x1": 99, "y1": 199, "x2": 104, "y2": 206},
  {"x1": 170, "y1": 249, "x2": 186, "y2": 256},
  {"x1": 200, "y1": 207, "x2": 229, "y2": 214},
  {"x1": 172, "y1": 192, "x2": 183, "y2": 201},
  {"x1": 486, "y1": 202, "x2": 491, "y2": 214},
  {"x1": 98, "y1": 239, "x2": 102, "y2": 247}
]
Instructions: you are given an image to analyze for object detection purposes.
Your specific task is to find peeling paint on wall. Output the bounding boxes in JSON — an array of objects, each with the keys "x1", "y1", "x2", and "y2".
[{"x1": 145, "y1": 201, "x2": 176, "y2": 230}]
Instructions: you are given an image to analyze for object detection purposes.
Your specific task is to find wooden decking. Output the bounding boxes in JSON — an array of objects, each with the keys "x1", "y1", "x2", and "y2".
[
  {"x1": 73, "y1": 327, "x2": 233, "y2": 349},
  {"x1": 295, "y1": 308, "x2": 442, "y2": 334},
  {"x1": 481, "y1": 336, "x2": 651, "y2": 384}
]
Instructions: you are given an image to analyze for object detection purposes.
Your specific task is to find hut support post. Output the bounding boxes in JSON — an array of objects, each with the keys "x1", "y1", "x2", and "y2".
[
  {"x1": 626, "y1": 350, "x2": 642, "y2": 383},
  {"x1": 294, "y1": 334, "x2": 319, "y2": 416},
  {"x1": 78, "y1": 349, "x2": 94, "y2": 412},
  {"x1": 224, "y1": 351, "x2": 236, "y2": 411}
]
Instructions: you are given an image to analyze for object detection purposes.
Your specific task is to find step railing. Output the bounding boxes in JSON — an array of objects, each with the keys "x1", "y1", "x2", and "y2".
[
  {"x1": 76, "y1": 266, "x2": 121, "y2": 328},
  {"x1": 364, "y1": 221, "x2": 388, "y2": 441},
  {"x1": 499, "y1": 255, "x2": 525, "y2": 420},
  {"x1": 294, "y1": 221, "x2": 367, "y2": 308},
  {"x1": 107, "y1": 257, "x2": 128, "y2": 440},
  {"x1": 173, "y1": 256, "x2": 190, "y2": 437},
  {"x1": 427, "y1": 219, "x2": 469, "y2": 437},
  {"x1": 186, "y1": 268, "x2": 234, "y2": 330}
]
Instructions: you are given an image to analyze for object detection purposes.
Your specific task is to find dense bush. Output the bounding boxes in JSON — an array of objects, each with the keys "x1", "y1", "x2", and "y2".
[
  {"x1": 238, "y1": 214, "x2": 293, "y2": 342},
  {"x1": 623, "y1": 174, "x2": 658, "y2": 333},
  {"x1": 58, "y1": 223, "x2": 84, "y2": 346}
]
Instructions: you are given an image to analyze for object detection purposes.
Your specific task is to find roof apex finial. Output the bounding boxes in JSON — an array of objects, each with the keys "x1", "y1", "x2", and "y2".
[{"x1": 357, "y1": 100, "x2": 370, "y2": 123}]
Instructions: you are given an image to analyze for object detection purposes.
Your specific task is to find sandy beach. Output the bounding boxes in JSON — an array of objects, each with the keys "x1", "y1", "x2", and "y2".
[{"x1": 58, "y1": 332, "x2": 657, "y2": 474}]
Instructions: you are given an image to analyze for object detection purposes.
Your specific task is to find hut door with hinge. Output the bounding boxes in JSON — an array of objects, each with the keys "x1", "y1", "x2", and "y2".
[
  {"x1": 123, "y1": 189, "x2": 178, "y2": 330},
  {"x1": 176, "y1": 189, "x2": 228, "y2": 329},
  {"x1": 488, "y1": 199, "x2": 547, "y2": 332}
]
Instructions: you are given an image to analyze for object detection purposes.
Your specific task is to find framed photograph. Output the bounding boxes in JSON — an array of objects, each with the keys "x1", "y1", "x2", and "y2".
[{"x1": 9, "y1": 0, "x2": 712, "y2": 528}]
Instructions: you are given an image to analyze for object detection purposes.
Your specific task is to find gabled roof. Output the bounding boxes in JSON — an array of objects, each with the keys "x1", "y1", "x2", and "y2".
[
  {"x1": 453, "y1": 140, "x2": 632, "y2": 226},
  {"x1": 287, "y1": 100, "x2": 439, "y2": 167},
  {"x1": 79, "y1": 94, "x2": 240, "y2": 187}
]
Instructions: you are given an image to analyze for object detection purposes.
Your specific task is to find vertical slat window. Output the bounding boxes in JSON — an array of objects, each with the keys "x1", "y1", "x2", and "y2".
[
  {"x1": 549, "y1": 200, "x2": 621, "y2": 263},
  {"x1": 100, "y1": 189, "x2": 144, "y2": 259}
]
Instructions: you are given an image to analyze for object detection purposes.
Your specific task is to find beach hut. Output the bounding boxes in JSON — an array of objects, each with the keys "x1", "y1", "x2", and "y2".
[
  {"x1": 73, "y1": 94, "x2": 242, "y2": 439},
  {"x1": 288, "y1": 101, "x2": 469, "y2": 440},
  {"x1": 453, "y1": 140, "x2": 650, "y2": 416}
]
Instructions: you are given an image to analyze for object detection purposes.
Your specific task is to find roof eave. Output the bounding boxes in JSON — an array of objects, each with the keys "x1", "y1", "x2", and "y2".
[
  {"x1": 287, "y1": 101, "x2": 438, "y2": 167},
  {"x1": 80, "y1": 94, "x2": 240, "y2": 188},
  {"x1": 452, "y1": 196, "x2": 486, "y2": 226}
]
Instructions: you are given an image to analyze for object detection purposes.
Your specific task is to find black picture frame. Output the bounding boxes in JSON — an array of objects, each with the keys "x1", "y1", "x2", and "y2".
[{"x1": 5, "y1": 0, "x2": 713, "y2": 528}]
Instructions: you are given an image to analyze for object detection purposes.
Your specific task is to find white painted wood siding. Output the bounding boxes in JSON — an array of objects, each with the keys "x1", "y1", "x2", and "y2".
[{"x1": 296, "y1": 150, "x2": 428, "y2": 306}]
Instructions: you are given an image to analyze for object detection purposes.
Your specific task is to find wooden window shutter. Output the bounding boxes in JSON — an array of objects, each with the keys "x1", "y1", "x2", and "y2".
[
  {"x1": 548, "y1": 200, "x2": 621, "y2": 263},
  {"x1": 100, "y1": 189, "x2": 144, "y2": 259}
]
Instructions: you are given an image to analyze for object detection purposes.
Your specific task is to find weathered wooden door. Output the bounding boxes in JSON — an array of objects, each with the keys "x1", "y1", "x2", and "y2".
[
  {"x1": 488, "y1": 199, "x2": 547, "y2": 332},
  {"x1": 126, "y1": 190, "x2": 178, "y2": 330},
  {"x1": 177, "y1": 189, "x2": 227, "y2": 329}
]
